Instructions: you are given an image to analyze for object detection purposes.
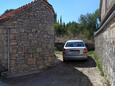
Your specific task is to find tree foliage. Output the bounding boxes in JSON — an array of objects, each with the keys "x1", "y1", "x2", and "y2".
[
  {"x1": 2, "y1": 9, "x2": 14, "y2": 15},
  {"x1": 79, "y1": 9, "x2": 99, "y2": 39},
  {"x1": 54, "y1": 9, "x2": 99, "y2": 40}
]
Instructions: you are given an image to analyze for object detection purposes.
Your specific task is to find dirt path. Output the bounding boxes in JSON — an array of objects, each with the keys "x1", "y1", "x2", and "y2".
[{"x1": 0, "y1": 52, "x2": 107, "y2": 86}]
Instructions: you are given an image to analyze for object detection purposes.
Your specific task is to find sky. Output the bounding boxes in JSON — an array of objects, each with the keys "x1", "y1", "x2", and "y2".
[{"x1": 0, "y1": 0, "x2": 100, "y2": 23}]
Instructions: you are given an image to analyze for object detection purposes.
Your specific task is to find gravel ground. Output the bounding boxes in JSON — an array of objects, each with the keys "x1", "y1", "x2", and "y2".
[{"x1": 0, "y1": 52, "x2": 107, "y2": 86}]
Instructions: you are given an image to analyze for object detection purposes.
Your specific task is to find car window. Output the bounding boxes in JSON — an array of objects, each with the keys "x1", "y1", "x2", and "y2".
[{"x1": 65, "y1": 42, "x2": 85, "y2": 47}]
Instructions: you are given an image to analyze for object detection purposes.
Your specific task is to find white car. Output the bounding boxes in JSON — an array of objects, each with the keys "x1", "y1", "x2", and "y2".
[{"x1": 63, "y1": 40, "x2": 88, "y2": 61}]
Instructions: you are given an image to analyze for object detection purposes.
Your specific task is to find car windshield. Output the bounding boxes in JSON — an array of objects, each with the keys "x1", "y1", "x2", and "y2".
[{"x1": 65, "y1": 42, "x2": 85, "y2": 47}]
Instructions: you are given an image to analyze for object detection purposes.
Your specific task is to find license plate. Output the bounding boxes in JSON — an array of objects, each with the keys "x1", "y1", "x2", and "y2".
[{"x1": 69, "y1": 50, "x2": 80, "y2": 55}]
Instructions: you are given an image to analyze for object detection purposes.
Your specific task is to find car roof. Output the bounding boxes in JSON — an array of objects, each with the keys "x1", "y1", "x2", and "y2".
[{"x1": 66, "y1": 40, "x2": 84, "y2": 43}]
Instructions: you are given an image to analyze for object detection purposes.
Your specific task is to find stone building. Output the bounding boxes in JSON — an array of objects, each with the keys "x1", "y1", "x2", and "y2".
[
  {"x1": 0, "y1": 0, "x2": 55, "y2": 77},
  {"x1": 95, "y1": 0, "x2": 115, "y2": 86}
]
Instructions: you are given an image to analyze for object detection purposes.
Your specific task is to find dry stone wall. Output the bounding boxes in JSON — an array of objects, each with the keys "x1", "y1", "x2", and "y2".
[
  {"x1": 0, "y1": 0, "x2": 55, "y2": 77},
  {"x1": 95, "y1": 16, "x2": 115, "y2": 86},
  {"x1": 0, "y1": 27, "x2": 8, "y2": 70}
]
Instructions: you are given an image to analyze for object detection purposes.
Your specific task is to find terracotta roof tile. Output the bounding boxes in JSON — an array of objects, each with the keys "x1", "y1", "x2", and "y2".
[
  {"x1": 0, "y1": 2, "x2": 32, "y2": 22},
  {"x1": 0, "y1": 0, "x2": 54, "y2": 22}
]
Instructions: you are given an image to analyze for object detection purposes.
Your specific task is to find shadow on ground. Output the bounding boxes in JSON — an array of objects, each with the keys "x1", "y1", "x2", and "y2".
[
  {"x1": 0, "y1": 57, "x2": 96, "y2": 86},
  {"x1": 64, "y1": 56, "x2": 96, "y2": 68}
]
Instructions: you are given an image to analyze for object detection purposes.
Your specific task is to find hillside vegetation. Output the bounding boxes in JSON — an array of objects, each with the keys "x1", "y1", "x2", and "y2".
[{"x1": 54, "y1": 9, "x2": 99, "y2": 42}]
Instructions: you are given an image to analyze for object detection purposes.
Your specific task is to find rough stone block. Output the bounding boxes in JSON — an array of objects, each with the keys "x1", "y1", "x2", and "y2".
[{"x1": 27, "y1": 58, "x2": 36, "y2": 65}]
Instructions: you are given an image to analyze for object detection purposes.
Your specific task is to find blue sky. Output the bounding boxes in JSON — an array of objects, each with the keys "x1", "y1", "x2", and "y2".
[{"x1": 0, "y1": 0, "x2": 100, "y2": 23}]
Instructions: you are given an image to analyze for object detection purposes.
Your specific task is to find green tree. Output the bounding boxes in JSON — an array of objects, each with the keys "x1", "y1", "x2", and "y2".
[
  {"x1": 2, "y1": 9, "x2": 14, "y2": 15},
  {"x1": 66, "y1": 22, "x2": 80, "y2": 36},
  {"x1": 79, "y1": 9, "x2": 99, "y2": 39},
  {"x1": 54, "y1": 9, "x2": 99, "y2": 40}
]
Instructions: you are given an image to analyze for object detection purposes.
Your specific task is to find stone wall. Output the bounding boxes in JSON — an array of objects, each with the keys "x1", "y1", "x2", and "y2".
[
  {"x1": 0, "y1": 0, "x2": 55, "y2": 77},
  {"x1": 95, "y1": 15, "x2": 115, "y2": 86},
  {"x1": 101, "y1": 0, "x2": 106, "y2": 20},
  {"x1": 101, "y1": 0, "x2": 115, "y2": 21},
  {"x1": 0, "y1": 27, "x2": 8, "y2": 70}
]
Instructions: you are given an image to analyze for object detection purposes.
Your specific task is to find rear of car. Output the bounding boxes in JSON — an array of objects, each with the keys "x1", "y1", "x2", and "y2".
[{"x1": 63, "y1": 40, "x2": 88, "y2": 61}]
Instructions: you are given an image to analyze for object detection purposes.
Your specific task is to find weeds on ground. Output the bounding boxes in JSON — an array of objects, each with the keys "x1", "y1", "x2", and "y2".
[
  {"x1": 88, "y1": 51, "x2": 111, "y2": 86},
  {"x1": 88, "y1": 51, "x2": 104, "y2": 76}
]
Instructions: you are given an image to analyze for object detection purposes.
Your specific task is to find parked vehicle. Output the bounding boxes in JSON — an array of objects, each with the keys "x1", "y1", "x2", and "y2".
[{"x1": 63, "y1": 40, "x2": 88, "y2": 61}]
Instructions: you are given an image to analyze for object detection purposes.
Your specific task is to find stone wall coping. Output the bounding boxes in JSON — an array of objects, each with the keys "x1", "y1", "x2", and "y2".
[{"x1": 94, "y1": 10, "x2": 115, "y2": 36}]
